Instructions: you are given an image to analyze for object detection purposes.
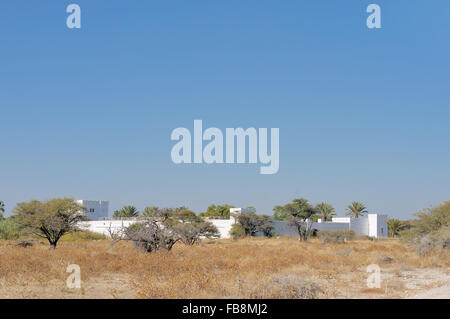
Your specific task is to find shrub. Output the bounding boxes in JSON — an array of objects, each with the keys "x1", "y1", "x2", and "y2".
[
  {"x1": 125, "y1": 220, "x2": 180, "y2": 253},
  {"x1": 230, "y1": 223, "x2": 246, "y2": 239},
  {"x1": 0, "y1": 219, "x2": 27, "y2": 240},
  {"x1": 318, "y1": 230, "x2": 355, "y2": 243},
  {"x1": 401, "y1": 201, "x2": 450, "y2": 252},
  {"x1": 173, "y1": 221, "x2": 220, "y2": 245}
]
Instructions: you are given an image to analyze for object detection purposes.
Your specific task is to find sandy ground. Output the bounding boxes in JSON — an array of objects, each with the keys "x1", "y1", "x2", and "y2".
[
  {"x1": 0, "y1": 268, "x2": 448, "y2": 299},
  {"x1": 408, "y1": 270, "x2": 450, "y2": 299}
]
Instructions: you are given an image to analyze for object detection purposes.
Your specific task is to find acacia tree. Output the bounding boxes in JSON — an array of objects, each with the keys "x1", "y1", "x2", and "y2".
[
  {"x1": 345, "y1": 202, "x2": 368, "y2": 218},
  {"x1": 273, "y1": 205, "x2": 288, "y2": 221},
  {"x1": 12, "y1": 198, "x2": 87, "y2": 249},
  {"x1": 315, "y1": 202, "x2": 336, "y2": 222},
  {"x1": 174, "y1": 222, "x2": 220, "y2": 245},
  {"x1": 232, "y1": 211, "x2": 274, "y2": 238},
  {"x1": 125, "y1": 219, "x2": 180, "y2": 253},
  {"x1": 277, "y1": 198, "x2": 317, "y2": 241},
  {"x1": 125, "y1": 207, "x2": 219, "y2": 252}
]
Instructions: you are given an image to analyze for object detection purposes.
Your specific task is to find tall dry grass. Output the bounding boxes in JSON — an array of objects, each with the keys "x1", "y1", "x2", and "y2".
[{"x1": 0, "y1": 237, "x2": 448, "y2": 298}]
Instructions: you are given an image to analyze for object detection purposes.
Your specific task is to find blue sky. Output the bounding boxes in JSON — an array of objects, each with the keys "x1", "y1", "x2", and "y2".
[{"x1": 1, "y1": 1, "x2": 449, "y2": 219}]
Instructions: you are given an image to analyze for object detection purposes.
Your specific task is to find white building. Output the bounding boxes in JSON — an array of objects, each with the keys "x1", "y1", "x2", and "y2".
[
  {"x1": 76, "y1": 200, "x2": 109, "y2": 221},
  {"x1": 80, "y1": 205, "x2": 388, "y2": 239},
  {"x1": 273, "y1": 214, "x2": 388, "y2": 238},
  {"x1": 227, "y1": 208, "x2": 388, "y2": 238}
]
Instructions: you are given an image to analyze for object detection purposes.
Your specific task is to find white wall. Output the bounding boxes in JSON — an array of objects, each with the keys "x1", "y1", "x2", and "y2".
[
  {"x1": 79, "y1": 220, "x2": 136, "y2": 235},
  {"x1": 368, "y1": 214, "x2": 388, "y2": 238},
  {"x1": 209, "y1": 219, "x2": 235, "y2": 239},
  {"x1": 80, "y1": 213, "x2": 389, "y2": 239}
]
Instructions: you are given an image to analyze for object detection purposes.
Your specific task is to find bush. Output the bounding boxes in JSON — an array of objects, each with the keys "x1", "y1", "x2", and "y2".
[
  {"x1": 61, "y1": 230, "x2": 107, "y2": 242},
  {"x1": 173, "y1": 221, "x2": 220, "y2": 245},
  {"x1": 230, "y1": 223, "x2": 246, "y2": 239},
  {"x1": 318, "y1": 230, "x2": 355, "y2": 243},
  {"x1": 401, "y1": 201, "x2": 450, "y2": 252},
  {"x1": 0, "y1": 219, "x2": 27, "y2": 240},
  {"x1": 125, "y1": 220, "x2": 180, "y2": 253}
]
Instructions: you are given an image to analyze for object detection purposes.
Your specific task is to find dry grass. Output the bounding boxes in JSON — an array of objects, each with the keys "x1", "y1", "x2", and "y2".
[{"x1": 0, "y1": 237, "x2": 448, "y2": 299}]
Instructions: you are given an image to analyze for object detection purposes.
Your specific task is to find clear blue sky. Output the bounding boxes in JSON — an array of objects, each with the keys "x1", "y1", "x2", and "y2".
[{"x1": 1, "y1": 1, "x2": 449, "y2": 219}]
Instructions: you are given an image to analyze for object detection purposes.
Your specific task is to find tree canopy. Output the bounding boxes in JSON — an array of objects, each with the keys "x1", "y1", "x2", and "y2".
[
  {"x1": 345, "y1": 202, "x2": 368, "y2": 218},
  {"x1": 113, "y1": 205, "x2": 140, "y2": 218},
  {"x1": 315, "y1": 202, "x2": 336, "y2": 222},
  {"x1": 231, "y1": 211, "x2": 274, "y2": 238},
  {"x1": 12, "y1": 198, "x2": 87, "y2": 248},
  {"x1": 274, "y1": 198, "x2": 317, "y2": 241},
  {"x1": 125, "y1": 207, "x2": 219, "y2": 251},
  {"x1": 199, "y1": 204, "x2": 235, "y2": 219}
]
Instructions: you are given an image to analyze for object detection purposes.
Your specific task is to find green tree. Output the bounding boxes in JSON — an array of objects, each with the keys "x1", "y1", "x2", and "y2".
[
  {"x1": 400, "y1": 201, "x2": 449, "y2": 249},
  {"x1": 142, "y1": 206, "x2": 159, "y2": 217},
  {"x1": 277, "y1": 198, "x2": 317, "y2": 241},
  {"x1": 113, "y1": 205, "x2": 139, "y2": 218},
  {"x1": 345, "y1": 202, "x2": 368, "y2": 219},
  {"x1": 255, "y1": 214, "x2": 275, "y2": 237},
  {"x1": 12, "y1": 198, "x2": 87, "y2": 249},
  {"x1": 412, "y1": 201, "x2": 450, "y2": 234},
  {"x1": 199, "y1": 204, "x2": 235, "y2": 219},
  {"x1": 387, "y1": 219, "x2": 409, "y2": 238},
  {"x1": 273, "y1": 205, "x2": 288, "y2": 221},
  {"x1": 315, "y1": 202, "x2": 336, "y2": 222},
  {"x1": 232, "y1": 211, "x2": 274, "y2": 238},
  {"x1": 402, "y1": 201, "x2": 450, "y2": 239},
  {"x1": 175, "y1": 209, "x2": 198, "y2": 222}
]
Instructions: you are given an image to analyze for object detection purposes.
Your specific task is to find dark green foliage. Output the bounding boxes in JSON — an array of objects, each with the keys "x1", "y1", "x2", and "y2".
[
  {"x1": 233, "y1": 211, "x2": 274, "y2": 238},
  {"x1": 113, "y1": 205, "x2": 139, "y2": 218},
  {"x1": 199, "y1": 204, "x2": 235, "y2": 219}
]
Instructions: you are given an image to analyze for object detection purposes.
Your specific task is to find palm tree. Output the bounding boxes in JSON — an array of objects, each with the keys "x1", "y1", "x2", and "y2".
[
  {"x1": 113, "y1": 205, "x2": 139, "y2": 218},
  {"x1": 315, "y1": 202, "x2": 336, "y2": 222},
  {"x1": 346, "y1": 201, "x2": 368, "y2": 218},
  {"x1": 387, "y1": 219, "x2": 408, "y2": 238}
]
